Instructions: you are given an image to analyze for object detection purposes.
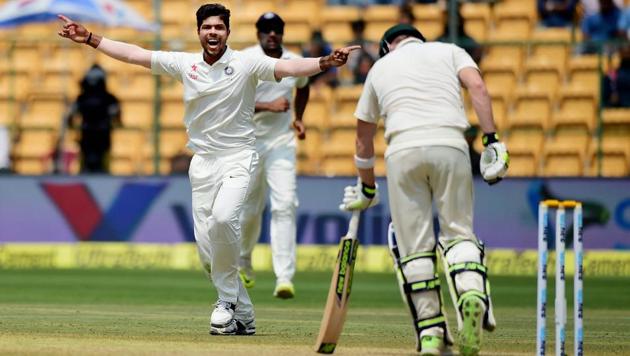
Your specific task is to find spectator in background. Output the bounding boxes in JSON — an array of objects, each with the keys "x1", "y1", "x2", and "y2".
[
  {"x1": 0, "y1": 124, "x2": 11, "y2": 173},
  {"x1": 538, "y1": 0, "x2": 578, "y2": 27},
  {"x1": 347, "y1": 19, "x2": 378, "y2": 84},
  {"x1": 436, "y1": 5, "x2": 483, "y2": 64},
  {"x1": 302, "y1": 30, "x2": 338, "y2": 87},
  {"x1": 67, "y1": 64, "x2": 121, "y2": 173},
  {"x1": 603, "y1": 44, "x2": 630, "y2": 107},
  {"x1": 581, "y1": 0, "x2": 622, "y2": 54},
  {"x1": 398, "y1": 3, "x2": 416, "y2": 25},
  {"x1": 581, "y1": 0, "x2": 623, "y2": 16},
  {"x1": 618, "y1": 4, "x2": 630, "y2": 39},
  {"x1": 327, "y1": 0, "x2": 405, "y2": 4}
]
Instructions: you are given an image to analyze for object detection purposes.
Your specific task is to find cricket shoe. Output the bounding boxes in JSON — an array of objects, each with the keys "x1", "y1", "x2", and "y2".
[
  {"x1": 210, "y1": 300, "x2": 237, "y2": 335},
  {"x1": 273, "y1": 281, "x2": 295, "y2": 299},
  {"x1": 235, "y1": 318, "x2": 256, "y2": 335},
  {"x1": 458, "y1": 295, "x2": 486, "y2": 356},
  {"x1": 239, "y1": 269, "x2": 255, "y2": 289},
  {"x1": 419, "y1": 335, "x2": 452, "y2": 356}
]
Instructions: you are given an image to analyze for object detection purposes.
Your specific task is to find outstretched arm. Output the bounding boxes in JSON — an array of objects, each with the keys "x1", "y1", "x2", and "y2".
[
  {"x1": 57, "y1": 14, "x2": 152, "y2": 69},
  {"x1": 274, "y1": 45, "x2": 360, "y2": 80}
]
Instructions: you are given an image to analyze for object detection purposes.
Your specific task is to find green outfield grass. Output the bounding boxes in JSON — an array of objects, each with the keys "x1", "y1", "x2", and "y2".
[{"x1": 0, "y1": 269, "x2": 629, "y2": 355}]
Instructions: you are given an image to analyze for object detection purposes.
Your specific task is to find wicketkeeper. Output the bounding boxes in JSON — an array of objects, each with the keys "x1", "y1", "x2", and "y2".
[{"x1": 339, "y1": 24, "x2": 509, "y2": 356}]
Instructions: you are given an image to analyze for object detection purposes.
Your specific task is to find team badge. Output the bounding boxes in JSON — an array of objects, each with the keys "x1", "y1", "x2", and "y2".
[{"x1": 224, "y1": 66, "x2": 234, "y2": 75}]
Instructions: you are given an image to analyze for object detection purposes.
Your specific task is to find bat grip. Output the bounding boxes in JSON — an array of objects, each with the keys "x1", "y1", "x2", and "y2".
[{"x1": 346, "y1": 211, "x2": 360, "y2": 239}]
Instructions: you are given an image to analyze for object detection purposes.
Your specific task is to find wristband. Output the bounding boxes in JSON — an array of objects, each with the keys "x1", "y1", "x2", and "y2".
[
  {"x1": 318, "y1": 56, "x2": 331, "y2": 72},
  {"x1": 354, "y1": 155, "x2": 375, "y2": 169},
  {"x1": 361, "y1": 183, "x2": 376, "y2": 199},
  {"x1": 86, "y1": 32, "x2": 92, "y2": 45},
  {"x1": 482, "y1": 132, "x2": 499, "y2": 147}
]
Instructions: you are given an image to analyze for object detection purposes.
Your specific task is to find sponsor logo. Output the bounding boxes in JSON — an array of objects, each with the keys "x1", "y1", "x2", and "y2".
[{"x1": 40, "y1": 181, "x2": 167, "y2": 241}]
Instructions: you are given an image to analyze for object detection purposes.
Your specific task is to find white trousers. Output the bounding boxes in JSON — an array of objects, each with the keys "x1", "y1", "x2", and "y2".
[
  {"x1": 240, "y1": 144, "x2": 298, "y2": 283},
  {"x1": 189, "y1": 149, "x2": 258, "y2": 319},
  {"x1": 387, "y1": 146, "x2": 482, "y2": 337}
]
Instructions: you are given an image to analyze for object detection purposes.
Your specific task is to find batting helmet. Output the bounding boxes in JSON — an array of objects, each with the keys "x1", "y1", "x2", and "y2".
[{"x1": 378, "y1": 24, "x2": 426, "y2": 58}]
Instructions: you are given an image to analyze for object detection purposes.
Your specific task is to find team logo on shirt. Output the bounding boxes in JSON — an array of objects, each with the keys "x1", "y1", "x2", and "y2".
[{"x1": 224, "y1": 66, "x2": 234, "y2": 76}]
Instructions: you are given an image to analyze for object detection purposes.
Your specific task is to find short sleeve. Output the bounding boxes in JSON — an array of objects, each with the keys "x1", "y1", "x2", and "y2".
[
  {"x1": 242, "y1": 52, "x2": 279, "y2": 82},
  {"x1": 151, "y1": 51, "x2": 184, "y2": 80},
  {"x1": 354, "y1": 72, "x2": 380, "y2": 124},
  {"x1": 452, "y1": 45, "x2": 479, "y2": 73}
]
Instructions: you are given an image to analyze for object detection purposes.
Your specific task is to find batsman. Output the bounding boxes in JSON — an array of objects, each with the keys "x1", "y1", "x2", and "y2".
[{"x1": 339, "y1": 24, "x2": 509, "y2": 355}]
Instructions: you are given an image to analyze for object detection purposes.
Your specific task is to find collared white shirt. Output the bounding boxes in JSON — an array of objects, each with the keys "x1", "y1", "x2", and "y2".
[
  {"x1": 241, "y1": 45, "x2": 308, "y2": 151},
  {"x1": 354, "y1": 38, "x2": 478, "y2": 157},
  {"x1": 151, "y1": 47, "x2": 278, "y2": 154}
]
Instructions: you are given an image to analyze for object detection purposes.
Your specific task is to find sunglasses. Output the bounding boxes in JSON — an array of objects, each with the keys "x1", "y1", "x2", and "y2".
[{"x1": 259, "y1": 26, "x2": 284, "y2": 35}]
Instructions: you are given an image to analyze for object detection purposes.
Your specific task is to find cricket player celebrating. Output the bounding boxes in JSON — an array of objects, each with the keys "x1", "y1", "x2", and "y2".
[
  {"x1": 339, "y1": 24, "x2": 508, "y2": 355},
  {"x1": 239, "y1": 13, "x2": 310, "y2": 299},
  {"x1": 58, "y1": 3, "x2": 358, "y2": 336}
]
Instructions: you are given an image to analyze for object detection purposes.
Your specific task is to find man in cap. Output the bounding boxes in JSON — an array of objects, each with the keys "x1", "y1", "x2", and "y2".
[
  {"x1": 239, "y1": 12, "x2": 310, "y2": 299},
  {"x1": 339, "y1": 24, "x2": 508, "y2": 355}
]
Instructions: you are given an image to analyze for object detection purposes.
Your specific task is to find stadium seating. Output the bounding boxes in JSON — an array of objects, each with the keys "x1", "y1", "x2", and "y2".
[
  {"x1": 461, "y1": 2, "x2": 491, "y2": 41},
  {"x1": 506, "y1": 127, "x2": 545, "y2": 176},
  {"x1": 551, "y1": 87, "x2": 597, "y2": 130},
  {"x1": 509, "y1": 87, "x2": 553, "y2": 130},
  {"x1": 302, "y1": 86, "x2": 332, "y2": 132},
  {"x1": 2, "y1": 0, "x2": 625, "y2": 177},
  {"x1": 297, "y1": 129, "x2": 322, "y2": 175},
  {"x1": 12, "y1": 129, "x2": 56, "y2": 175},
  {"x1": 321, "y1": 6, "x2": 360, "y2": 44},
  {"x1": 331, "y1": 85, "x2": 363, "y2": 129},
  {"x1": 110, "y1": 129, "x2": 147, "y2": 175},
  {"x1": 587, "y1": 136, "x2": 630, "y2": 176},
  {"x1": 120, "y1": 99, "x2": 153, "y2": 129},
  {"x1": 412, "y1": 4, "x2": 444, "y2": 40},
  {"x1": 542, "y1": 126, "x2": 590, "y2": 176},
  {"x1": 19, "y1": 94, "x2": 67, "y2": 129}
]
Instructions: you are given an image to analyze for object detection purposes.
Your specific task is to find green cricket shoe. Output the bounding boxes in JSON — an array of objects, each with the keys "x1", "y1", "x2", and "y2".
[
  {"x1": 419, "y1": 335, "x2": 448, "y2": 355},
  {"x1": 459, "y1": 295, "x2": 485, "y2": 356},
  {"x1": 239, "y1": 270, "x2": 255, "y2": 289},
  {"x1": 273, "y1": 281, "x2": 295, "y2": 299}
]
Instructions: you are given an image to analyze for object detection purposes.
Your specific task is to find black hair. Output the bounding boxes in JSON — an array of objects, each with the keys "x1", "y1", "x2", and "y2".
[
  {"x1": 196, "y1": 3, "x2": 230, "y2": 31},
  {"x1": 350, "y1": 19, "x2": 366, "y2": 33}
]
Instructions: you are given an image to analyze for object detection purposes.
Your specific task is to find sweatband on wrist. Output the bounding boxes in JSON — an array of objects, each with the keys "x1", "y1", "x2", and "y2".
[
  {"x1": 361, "y1": 183, "x2": 376, "y2": 199},
  {"x1": 482, "y1": 132, "x2": 499, "y2": 147},
  {"x1": 354, "y1": 155, "x2": 375, "y2": 169}
]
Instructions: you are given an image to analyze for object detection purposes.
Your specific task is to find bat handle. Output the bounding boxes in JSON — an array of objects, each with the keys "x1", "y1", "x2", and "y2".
[{"x1": 346, "y1": 211, "x2": 360, "y2": 239}]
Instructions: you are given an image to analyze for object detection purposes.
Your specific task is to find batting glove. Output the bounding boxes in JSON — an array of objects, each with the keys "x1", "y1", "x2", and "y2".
[
  {"x1": 480, "y1": 133, "x2": 509, "y2": 185},
  {"x1": 339, "y1": 181, "x2": 380, "y2": 211}
]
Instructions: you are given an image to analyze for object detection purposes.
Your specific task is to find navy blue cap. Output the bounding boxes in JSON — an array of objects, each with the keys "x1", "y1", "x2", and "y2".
[{"x1": 256, "y1": 12, "x2": 285, "y2": 34}]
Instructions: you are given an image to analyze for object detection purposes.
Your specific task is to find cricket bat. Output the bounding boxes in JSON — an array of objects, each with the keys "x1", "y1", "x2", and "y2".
[{"x1": 315, "y1": 210, "x2": 361, "y2": 354}]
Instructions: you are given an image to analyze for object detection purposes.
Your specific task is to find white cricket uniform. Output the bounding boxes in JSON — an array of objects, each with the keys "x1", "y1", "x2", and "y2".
[
  {"x1": 152, "y1": 47, "x2": 278, "y2": 319},
  {"x1": 239, "y1": 45, "x2": 308, "y2": 284},
  {"x1": 355, "y1": 38, "x2": 484, "y2": 337}
]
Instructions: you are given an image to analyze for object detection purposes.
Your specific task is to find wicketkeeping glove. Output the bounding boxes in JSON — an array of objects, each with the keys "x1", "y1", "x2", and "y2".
[
  {"x1": 480, "y1": 133, "x2": 509, "y2": 185},
  {"x1": 339, "y1": 181, "x2": 380, "y2": 211}
]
